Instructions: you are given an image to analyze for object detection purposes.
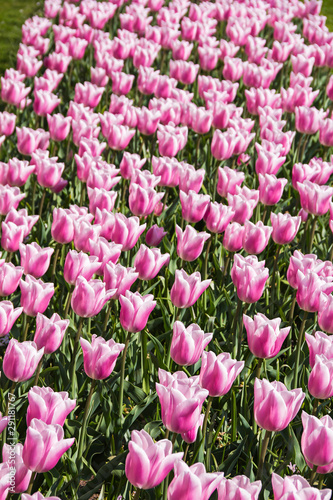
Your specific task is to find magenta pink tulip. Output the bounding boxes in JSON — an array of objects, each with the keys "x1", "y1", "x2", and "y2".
[
  {"x1": 287, "y1": 251, "x2": 323, "y2": 289},
  {"x1": 254, "y1": 379, "x2": 305, "y2": 432},
  {"x1": 51, "y1": 207, "x2": 75, "y2": 245},
  {"x1": 318, "y1": 293, "x2": 333, "y2": 334},
  {"x1": 301, "y1": 412, "x2": 333, "y2": 467},
  {"x1": 308, "y1": 354, "x2": 333, "y2": 400},
  {"x1": 2, "y1": 443, "x2": 32, "y2": 493},
  {"x1": 231, "y1": 254, "x2": 269, "y2": 303},
  {"x1": 107, "y1": 124, "x2": 135, "y2": 151},
  {"x1": 156, "y1": 369, "x2": 208, "y2": 434},
  {"x1": 1, "y1": 221, "x2": 25, "y2": 252},
  {"x1": 227, "y1": 192, "x2": 257, "y2": 225},
  {"x1": 170, "y1": 269, "x2": 211, "y2": 308},
  {"x1": 88, "y1": 237, "x2": 122, "y2": 274},
  {"x1": 125, "y1": 429, "x2": 183, "y2": 490},
  {"x1": 297, "y1": 180, "x2": 333, "y2": 216},
  {"x1": 217, "y1": 476, "x2": 262, "y2": 500},
  {"x1": 6, "y1": 158, "x2": 35, "y2": 187},
  {"x1": 0, "y1": 261, "x2": 23, "y2": 297},
  {"x1": 306, "y1": 331, "x2": 333, "y2": 368},
  {"x1": 179, "y1": 190, "x2": 210, "y2": 224},
  {"x1": 243, "y1": 313, "x2": 290, "y2": 359},
  {"x1": 271, "y1": 472, "x2": 331, "y2": 500},
  {"x1": 146, "y1": 224, "x2": 167, "y2": 247},
  {"x1": 258, "y1": 174, "x2": 288, "y2": 206},
  {"x1": 119, "y1": 152, "x2": 146, "y2": 180},
  {"x1": 129, "y1": 183, "x2": 164, "y2": 217},
  {"x1": 26, "y1": 386, "x2": 76, "y2": 427},
  {"x1": 71, "y1": 276, "x2": 115, "y2": 318},
  {"x1": 170, "y1": 321, "x2": 213, "y2": 367},
  {"x1": 178, "y1": 164, "x2": 205, "y2": 194},
  {"x1": 109, "y1": 214, "x2": 146, "y2": 251},
  {"x1": 199, "y1": 351, "x2": 244, "y2": 397},
  {"x1": 204, "y1": 202, "x2": 235, "y2": 234},
  {"x1": 296, "y1": 271, "x2": 333, "y2": 313},
  {"x1": 176, "y1": 225, "x2": 210, "y2": 262},
  {"x1": 168, "y1": 461, "x2": 221, "y2": 500},
  {"x1": 19, "y1": 242, "x2": 54, "y2": 278},
  {"x1": 217, "y1": 166, "x2": 244, "y2": 198},
  {"x1": 223, "y1": 223, "x2": 245, "y2": 252},
  {"x1": 103, "y1": 262, "x2": 138, "y2": 300},
  {"x1": 47, "y1": 113, "x2": 71, "y2": 142},
  {"x1": 34, "y1": 313, "x2": 69, "y2": 354},
  {"x1": 134, "y1": 244, "x2": 170, "y2": 281},
  {"x1": 16, "y1": 127, "x2": 49, "y2": 156},
  {"x1": 22, "y1": 418, "x2": 74, "y2": 473},
  {"x1": 0, "y1": 412, "x2": 9, "y2": 435},
  {"x1": 80, "y1": 335, "x2": 125, "y2": 380},
  {"x1": 73, "y1": 219, "x2": 101, "y2": 253},
  {"x1": 0, "y1": 300, "x2": 23, "y2": 337},
  {"x1": 0, "y1": 185, "x2": 26, "y2": 215},
  {"x1": 271, "y1": 213, "x2": 302, "y2": 245},
  {"x1": 242, "y1": 221, "x2": 272, "y2": 255},
  {"x1": 20, "y1": 276, "x2": 54, "y2": 317},
  {"x1": 64, "y1": 250, "x2": 100, "y2": 286},
  {"x1": 119, "y1": 290, "x2": 156, "y2": 333},
  {"x1": 3, "y1": 339, "x2": 44, "y2": 382}
]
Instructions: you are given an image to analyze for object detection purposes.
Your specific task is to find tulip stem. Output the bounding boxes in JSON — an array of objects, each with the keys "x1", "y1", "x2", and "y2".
[
  {"x1": 255, "y1": 358, "x2": 263, "y2": 380},
  {"x1": 22, "y1": 315, "x2": 31, "y2": 342},
  {"x1": 141, "y1": 329, "x2": 149, "y2": 395},
  {"x1": 318, "y1": 475, "x2": 324, "y2": 490},
  {"x1": 51, "y1": 244, "x2": 61, "y2": 281},
  {"x1": 103, "y1": 301, "x2": 112, "y2": 333},
  {"x1": 64, "y1": 287, "x2": 74, "y2": 318},
  {"x1": 293, "y1": 311, "x2": 308, "y2": 389},
  {"x1": 222, "y1": 254, "x2": 231, "y2": 286},
  {"x1": 33, "y1": 358, "x2": 43, "y2": 386},
  {"x1": 232, "y1": 298, "x2": 243, "y2": 359},
  {"x1": 310, "y1": 466, "x2": 318, "y2": 486},
  {"x1": 289, "y1": 292, "x2": 297, "y2": 323},
  {"x1": 39, "y1": 189, "x2": 46, "y2": 219},
  {"x1": 70, "y1": 316, "x2": 84, "y2": 398},
  {"x1": 183, "y1": 443, "x2": 189, "y2": 462},
  {"x1": 119, "y1": 331, "x2": 131, "y2": 422},
  {"x1": 257, "y1": 430, "x2": 271, "y2": 480},
  {"x1": 77, "y1": 379, "x2": 96, "y2": 469},
  {"x1": 27, "y1": 472, "x2": 37, "y2": 495},
  {"x1": 308, "y1": 216, "x2": 317, "y2": 253},
  {"x1": 270, "y1": 245, "x2": 281, "y2": 316},
  {"x1": 312, "y1": 398, "x2": 319, "y2": 416}
]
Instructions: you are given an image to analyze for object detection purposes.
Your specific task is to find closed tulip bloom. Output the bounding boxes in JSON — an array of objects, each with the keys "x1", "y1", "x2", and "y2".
[
  {"x1": 231, "y1": 254, "x2": 269, "y2": 303},
  {"x1": 1, "y1": 221, "x2": 25, "y2": 252},
  {"x1": 254, "y1": 379, "x2": 305, "y2": 432},
  {"x1": 287, "y1": 251, "x2": 323, "y2": 289},
  {"x1": 119, "y1": 152, "x2": 146, "y2": 179},
  {"x1": 6, "y1": 158, "x2": 35, "y2": 187},
  {"x1": 178, "y1": 164, "x2": 205, "y2": 194},
  {"x1": 297, "y1": 180, "x2": 333, "y2": 216},
  {"x1": 103, "y1": 262, "x2": 138, "y2": 299},
  {"x1": 176, "y1": 225, "x2": 210, "y2": 262},
  {"x1": 71, "y1": 276, "x2": 115, "y2": 318},
  {"x1": 168, "y1": 462, "x2": 221, "y2": 500},
  {"x1": 227, "y1": 192, "x2": 257, "y2": 225},
  {"x1": 271, "y1": 472, "x2": 331, "y2": 500},
  {"x1": 111, "y1": 213, "x2": 146, "y2": 251},
  {"x1": 64, "y1": 250, "x2": 100, "y2": 286},
  {"x1": 73, "y1": 219, "x2": 101, "y2": 253},
  {"x1": 156, "y1": 370, "x2": 209, "y2": 434},
  {"x1": 19, "y1": 242, "x2": 54, "y2": 278},
  {"x1": 255, "y1": 144, "x2": 286, "y2": 176},
  {"x1": 16, "y1": 127, "x2": 49, "y2": 156},
  {"x1": 295, "y1": 106, "x2": 328, "y2": 135},
  {"x1": 306, "y1": 331, "x2": 333, "y2": 368},
  {"x1": 20, "y1": 276, "x2": 54, "y2": 317},
  {"x1": 125, "y1": 429, "x2": 183, "y2": 490},
  {"x1": 26, "y1": 387, "x2": 75, "y2": 427},
  {"x1": 51, "y1": 208, "x2": 75, "y2": 244},
  {"x1": 0, "y1": 185, "x2": 26, "y2": 215},
  {"x1": 243, "y1": 313, "x2": 290, "y2": 359},
  {"x1": 271, "y1": 213, "x2": 301, "y2": 245},
  {"x1": 0, "y1": 262, "x2": 23, "y2": 296},
  {"x1": 296, "y1": 271, "x2": 333, "y2": 313},
  {"x1": 47, "y1": 113, "x2": 71, "y2": 142},
  {"x1": 34, "y1": 313, "x2": 69, "y2": 354},
  {"x1": 308, "y1": 354, "x2": 333, "y2": 400},
  {"x1": 181, "y1": 414, "x2": 204, "y2": 444},
  {"x1": 259, "y1": 174, "x2": 288, "y2": 206},
  {"x1": 36, "y1": 159, "x2": 64, "y2": 189},
  {"x1": 179, "y1": 190, "x2": 210, "y2": 224},
  {"x1": 129, "y1": 183, "x2": 165, "y2": 217},
  {"x1": 146, "y1": 224, "x2": 167, "y2": 246},
  {"x1": 22, "y1": 418, "x2": 74, "y2": 473},
  {"x1": 171, "y1": 269, "x2": 211, "y2": 308},
  {"x1": 80, "y1": 335, "x2": 125, "y2": 380},
  {"x1": 0, "y1": 412, "x2": 9, "y2": 434},
  {"x1": 319, "y1": 119, "x2": 333, "y2": 147},
  {"x1": 301, "y1": 412, "x2": 333, "y2": 467},
  {"x1": 3, "y1": 339, "x2": 44, "y2": 382},
  {"x1": 199, "y1": 351, "x2": 244, "y2": 397},
  {"x1": 318, "y1": 293, "x2": 333, "y2": 334},
  {"x1": 170, "y1": 321, "x2": 213, "y2": 366},
  {"x1": 107, "y1": 124, "x2": 135, "y2": 151},
  {"x1": 0, "y1": 300, "x2": 23, "y2": 337},
  {"x1": 87, "y1": 187, "x2": 117, "y2": 216},
  {"x1": 119, "y1": 291, "x2": 156, "y2": 333},
  {"x1": 88, "y1": 237, "x2": 122, "y2": 273},
  {"x1": 33, "y1": 90, "x2": 60, "y2": 117},
  {"x1": 217, "y1": 476, "x2": 262, "y2": 500},
  {"x1": 211, "y1": 129, "x2": 237, "y2": 161},
  {"x1": 2, "y1": 443, "x2": 32, "y2": 493},
  {"x1": 223, "y1": 223, "x2": 245, "y2": 252},
  {"x1": 242, "y1": 221, "x2": 272, "y2": 255},
  {"x1": 204, "y1": 202, "x2": 235, "y2": 234},
  {"x1": 217, "y1": 166, "x2": 244, "y2": 198},
  {"x1": 134, "y1": 244, "x2": 170, "y2": 280}
]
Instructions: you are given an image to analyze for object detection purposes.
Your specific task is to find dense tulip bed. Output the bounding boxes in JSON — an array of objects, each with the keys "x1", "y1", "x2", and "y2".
[{"x1": 1, "y1": 0, "x2": 333, "y2": 498}]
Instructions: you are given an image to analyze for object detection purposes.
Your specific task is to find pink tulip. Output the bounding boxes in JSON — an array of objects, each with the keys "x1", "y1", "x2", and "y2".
[
  {"x1": 88, "y1": 237, "x2": 122, "y2": 273},
  {"x1": 146, "y1": 225, "x2": 167, "y2": 246},
  {"x1": 242, "y1": 221, "x2": 272, "y2": 255},
  {"x1": 204, "y1": 202, "x2": 235, "y2": 234},
  {"x1": 200, "y1": 351, "x2": 244, "y2": 397},
  {"x1": 156, "y1": 369, "x2": 209, "y2": 434},
  {"x1": 125, "y1": 429, "x2": 183, "y2": 490},
  {"x1": 73, "y1": 219, "x2": 101, "y2": 253},
  {"x1": 71, "y1": 276, "x2": 115, "y2": 318},
  {"x1": 255, "y1": 144, "x2": 286, "y2": 176},
  {"x1": 168, "y1": 461, "x2": 221, "y2": 500},
  {"x1": 0, "y1": 300, "x2": 23, "y2": 337},
  {"x1": 217, "y1": 166, "x2": 244, "y2": 198},
  {"x1": 231, "y1": 254, "x2": 269, "y2": 303},
  {"x1": 178, "y1": 164, "x2": 205, "y2": 194},
  {"x1": 87, "y1": 187, "x2": 117, "y2": 216},
  {"x1": 223, "y1": 56, "x2": 243, "y2": 81},
  {"x1": 318, "y1": 293, "x2": 333, "y2": 334},
  {"x1": 170, "y1": 321, "x2": 213, "y2": 367},
  {"x1": 169, "y1": 60, "x2": 199, "y2": 85},
  {"x1": 271, "y1": 213, "x2": 302, "y2": 245},
  {"x1": 33, "y1": 312, "x2": 69, "y2": 354},
  {"x1": 22, "y1": 418, "x2": 74, "y2": 473},
  {"x1": 0, "y1": 412, "x2": 9, "y2": 434},
  {"x1": 6, "y1": 158, "x2": 35, "y2": 187},
  {"x1": 287, "y1": 251, "x2": 324, "y2": 289},
  {"x1": 0, "y1": 185, "x2": 26, "y2": 215},
  {"x1": 137, "y1": 107, "x2": 161, "y2": 136},
  {"x1": 33, "y1": 90, "x2": 60, "y2": 117},
  {"x1": 258, "y1": 174, "x2": 288, "y2": 206},
  {"x1": 119, "y1": 152, "x2": 146, "y2": 179},
  {"x1": 1, "y1": 221, "x2": 25, "y2": 252},
  {"x1": 227, "y1": 192, "x2": 257, "y2": 225},
  {"x1": 176, "y1": 225, "x2": 210, "y2": 262},
  {"x1": 0, "y1": 262, "x2": 23, "y2": 296},
  {"x1": 180, "y1": 190, "x2": 210, "y2": 224},
  {"x1": 20, "y1": 276, "x2": 54, "y2": 317},
  {"x1": 107, "y1": 124, "x2": 136, "y2": 150},
  {"x1": 254, "y1": 379, "x2": 305, "y2": 431},
  {"x1": 64, "y1": 250, "x2": 100, "y2": 286},
  {"x1": 217, "y1": 476, "x2": 262, "y2": 500},
  {"x1": 243, "y1": 313, "x2": 290, "y2": 359},
  {"x1": 301, "y1": 412, "x2": 333, "y2": 467},
  {"x1": 308, "y1": 354, "x2": 333, "y2": 400},
  {"x1": 271, "y1": 472, "x2": 331, "y2": 500},
  {"x1": 296, "y1": 271, "x2": 333, "y2": 313},
  {"x1": 74, "y1": 82, "x2": 104, "y2": 108},
  {"x1": 129, "y1": 183, "x2": 164, "y2": 217},
  {"x1": 2, "y1": 443, "x2": 32, "y2": 493},
  {"x1": 109, "y1": 213, "x2": 146, "y2": 251},
  {"x1": 295, "y1": 106, "x2": 328, "y2": 135},
  {"x1": 103, "y1": 262, "x2": 138, "y2": 300},
  {"x1": 26, "y1": 386, "x2": 75, "y2": 426},
  {"x1": 134, "y1": 244, "x2": 170, "y2": 281},
  {"x1": 297, "y1": 180, "x2": 333, "y2": 216},
  {"x1": 0, "y1": 111, "x2": 16, "y2": 136},
  {"x1": 306, "y1": 331, "x2": 333, "y2": 368},
  {"x1": 36, "y1": 158, "x2": 64, "y2": 189},
  {"x1": 319, "y1": 119, "x2": 333, "y2": 147},
  {"x1": 16, "y1": 127, "x2": 49, "y2": 156},
  {"x1": 19, "y1": 242, "x2": 54, "y2": 278},
  {"x1": 171, "y1": 269, "x2": 211, "y2": 309},
  {"x1": 51, "y1": 207, "x2": 75, "y2": 244},
  {"x1": 80, "y1": 335, "x2": 125, "y2": 380},
  {"x1": 3, "y1": 339, "x2": 44, "y2": 382},
  {"x1": 119, "y1": 290, "x2": 156, "y2": 333}
]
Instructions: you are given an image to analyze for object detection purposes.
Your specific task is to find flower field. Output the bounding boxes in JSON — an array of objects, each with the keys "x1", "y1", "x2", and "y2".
[{"x1": 1, "y1": 0, "x2": 333, "y2": 499}]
